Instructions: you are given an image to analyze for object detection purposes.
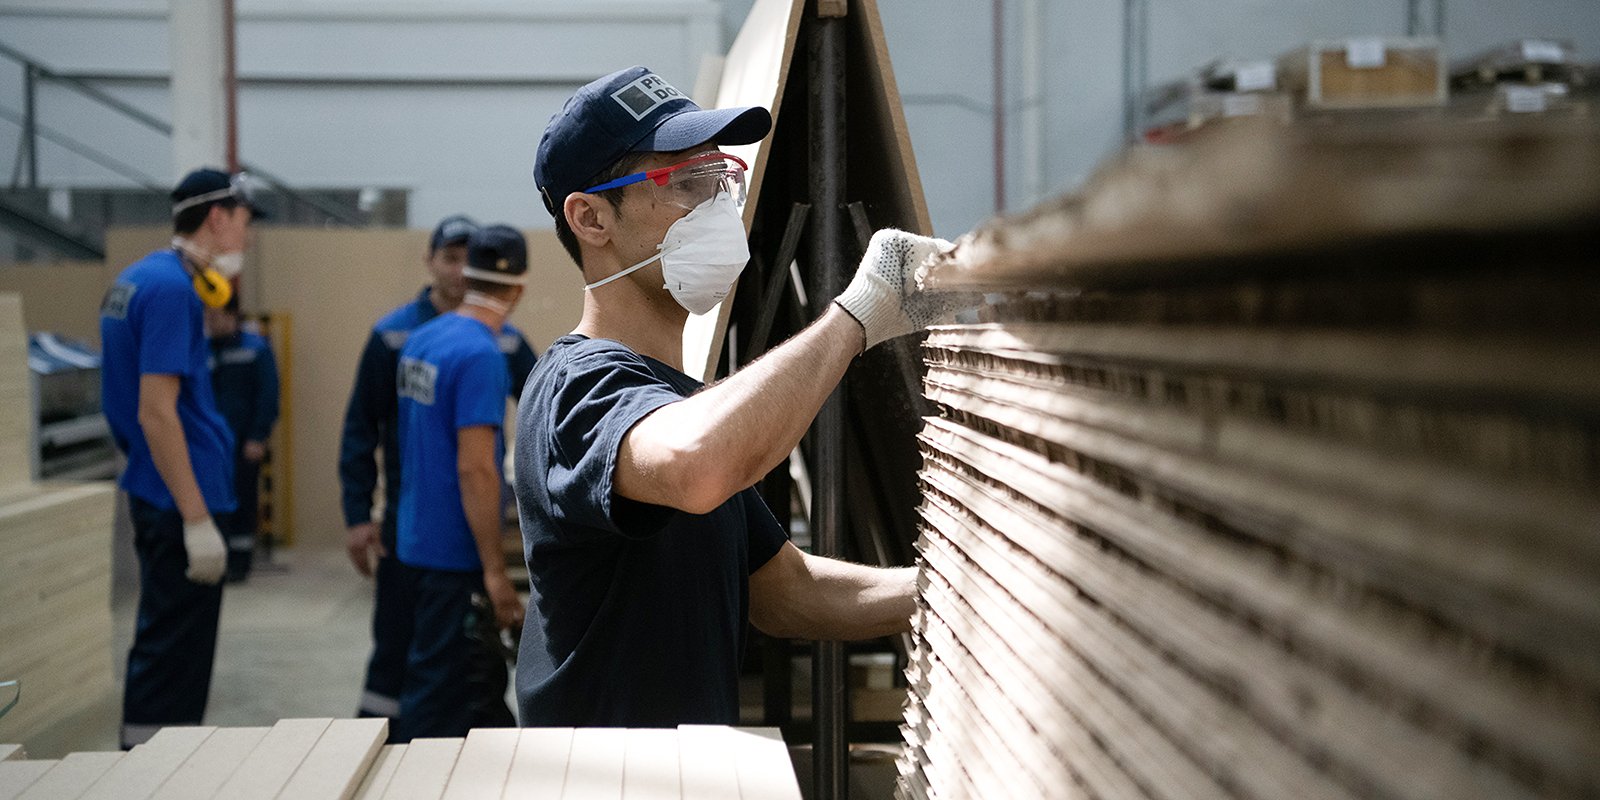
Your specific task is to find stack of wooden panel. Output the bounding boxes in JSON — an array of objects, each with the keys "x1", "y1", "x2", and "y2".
[
  {"x1": 898, "y1": 118, "x2": 1600, "y2": 799},
  {"x1": 0, "y1": 719, "x2": 801, "y2": 799},
  {"x1": 0, "y1": 293, "x2": 117, "y2": 747}
]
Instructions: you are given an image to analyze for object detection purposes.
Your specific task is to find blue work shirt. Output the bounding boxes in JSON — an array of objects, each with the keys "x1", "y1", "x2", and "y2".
[
  {"x1": 208, "y1": 329, "x2": 279, "y2": 449},
  {"x1": 513, "y1": 335, "x2": 789, "y2": 727},
  {"x1": 395, "y1": 313, "x2": 510, "y2": 572},
  {"x1": 99, "y1": 249, "x2": 236, "y2": 513},
  {"x1": 338, "y1": 286, "x2": 537, "y2": 547}
]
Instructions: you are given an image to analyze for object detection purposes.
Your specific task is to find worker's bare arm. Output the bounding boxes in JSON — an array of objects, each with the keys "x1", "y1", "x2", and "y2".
[
  {"x1": 747, "y1": 541, "x2": 916, "y2": 640},
  {"x1": 614, "y1": 304, "x2": 864, "y2": 514},
  {"x1": 138, "y1": 373, "x2": 209, "y2": 522}
]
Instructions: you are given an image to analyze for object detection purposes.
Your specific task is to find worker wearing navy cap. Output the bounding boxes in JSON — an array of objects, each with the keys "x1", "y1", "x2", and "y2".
[
  {"x1": 100, "y1": 166, "x2": 263, "y2": 748},
  {"x1": 514, "y1": 66, "x2": 978, "y2": 727},
  {"x1": 392, "y1": 224, "x2": 528, "y2": 740},
  {"x1": 338, "y1": 214, "x2": 537, "y2": 732}
]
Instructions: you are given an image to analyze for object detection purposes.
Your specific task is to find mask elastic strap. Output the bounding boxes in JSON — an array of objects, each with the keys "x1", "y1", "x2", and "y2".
[
  {"x1": 585, "y1": 250, "x2": 663, "y2": 291},
  {"x1": 462, "y1": 290, "x2": 511, "y2": 316}
]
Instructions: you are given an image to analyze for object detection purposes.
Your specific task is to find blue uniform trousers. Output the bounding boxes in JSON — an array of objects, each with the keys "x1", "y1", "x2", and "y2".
[
  {"x1": 392, "y1": 567, "x2": 513, "y2": 742},
  {"x1": 121, "y1": 497, "x2": 224, "y2": 749},
  {"x1": 358, "y1": 540, "x2": 416, "y2": 738}
]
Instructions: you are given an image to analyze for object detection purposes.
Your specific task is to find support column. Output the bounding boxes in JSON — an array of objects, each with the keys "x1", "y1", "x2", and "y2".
[{"x1": 168, "y1": 0, "x2": 232, "y2": 176}]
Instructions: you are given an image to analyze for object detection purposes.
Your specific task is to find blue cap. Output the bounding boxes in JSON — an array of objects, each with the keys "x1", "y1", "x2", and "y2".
[
  {"x1": 463, "y1": 224, "x2": 528, "y2": 285},
  {"x1": 429, "y1": 214, "x2": 478, "y2": 252},
  {"x1": 533, "y1": 66, "x2": 772, "y2": 217},
  {"x1": 172, "y1": 167, "x2": 267, "y2": 219}
]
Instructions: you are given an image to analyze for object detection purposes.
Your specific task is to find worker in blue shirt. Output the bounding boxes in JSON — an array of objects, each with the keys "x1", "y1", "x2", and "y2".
[
  {"x1": 205, "y1": 296, "x2": 280, "y2": 583},
  {"x1": 337, "y1": 215, "x2": 537, "y2": 729},
  {"x1": 99, "y1": 167, "x2": 262, "y2": 748},
  {"x1": 393, "y1": 224, "x2": 528, "y2": 740}
]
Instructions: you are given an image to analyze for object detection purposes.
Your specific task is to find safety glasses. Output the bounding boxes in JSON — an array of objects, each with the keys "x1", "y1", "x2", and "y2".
[
  {"x1": 584, "y1": 152, "x2": 749, "y2": 210},
  {"x1": 171, "y1": 172, "x2": 263, "y2": 217}
]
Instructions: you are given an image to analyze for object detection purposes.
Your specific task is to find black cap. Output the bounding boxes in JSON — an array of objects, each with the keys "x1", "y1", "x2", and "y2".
[
  {"x1": 462, "y1": 225, "x2": 528, "y2": 285},
  {"x1": 429, "y1": 214, "x2": 478, "y2": 252},
  {"x1": 172, "y1": 167, "x2": 267, "y2": 219},
  {"x1": 533, "y1": 66, "x2": 772, "y2": 217}
]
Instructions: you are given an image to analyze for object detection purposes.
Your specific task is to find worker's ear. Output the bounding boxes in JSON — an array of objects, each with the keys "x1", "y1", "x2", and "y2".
[{"x1": 565, "y1": 192, "x2": 613, "y2": 250}]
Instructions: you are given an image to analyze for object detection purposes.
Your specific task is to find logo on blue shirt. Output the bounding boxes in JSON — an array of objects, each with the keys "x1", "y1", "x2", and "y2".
[
  {"x1": 100, "y1": 282, "x2": 136, "y2": 320},
  {"x1": 397, "y1": 357, "x2": 438, "y2": 405}
]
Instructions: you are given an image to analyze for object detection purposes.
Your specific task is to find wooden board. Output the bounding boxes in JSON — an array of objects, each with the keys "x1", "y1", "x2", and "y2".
[
  {"x1": 686, "y1": 0, "x2": 933, "y2": 382},
  {"x1": 439, "y1": 728, "x2": 518, "y2": 800},
  {"x1": 24, "y1": 724, "x2": 803, "y2": 799},
  {"x1": 17, "y1": 752, "x2": 122, "y2": 800},
  {"x1": 502, "y1": 728, "x2": 572, "y2": 798},
  {"x1": 81, "y1": 726, "x2": 215, "y2": 800},
  {"x1": 351, "y1": 745, "x2": 406, "y2": 800},
  {"x1": 379, "y1": 738, "x2": 462, "y2": 800},
  {"x1": 0, "y1": 294, "x2": 29, "y2": 490},
  {"x1": 675, "y1": 727, "x2": 740, "y2": 800},
  {"x1": 620, "y1": 728, "x2": 679, "y2": 800},
  {"x1": 153, "y1": 727, "x2": 269, "y2": 799},
  {"x1": 0, "y1": 748, "x2": 20, "y2": 764},
  {"x1": 215, "y1": 717, "x2": 332, "y2": 800},
  {"x1": 0, "y1": 760, "x2": 55, "y2": 800},
  {"x1": 561, "y1": 728, "x2": 627, "y2": 800},
  {"x1": 279, "y1": 718, "x2": 389, "y2": 800}
]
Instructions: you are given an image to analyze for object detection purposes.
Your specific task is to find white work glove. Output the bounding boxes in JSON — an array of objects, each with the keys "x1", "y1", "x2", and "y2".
[
  {"x1": 833, "y1": 229, "x2": 979, "y2": 351},
  {"x1": 183, "y1": 517, "x2": 228, "y2": 585}
]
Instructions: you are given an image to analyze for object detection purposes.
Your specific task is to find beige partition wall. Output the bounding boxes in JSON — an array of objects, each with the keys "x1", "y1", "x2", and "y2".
[{"x1": 103, "y1": 226, "x2": 585, "y2": 550}]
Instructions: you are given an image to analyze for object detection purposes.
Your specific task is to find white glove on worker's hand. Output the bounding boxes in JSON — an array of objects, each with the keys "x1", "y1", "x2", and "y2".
[
  {"x1": 833, "y1": 229, "x2": 978, "y2": 351},
  {"x1": 183, "y1": 517, "x2": 228, "y2": 585}
]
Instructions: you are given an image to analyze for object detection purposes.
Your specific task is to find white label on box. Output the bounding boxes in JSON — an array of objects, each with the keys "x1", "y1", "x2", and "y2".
[
  {"x1": 1521, "y1": 39, "x2": 1564, "y2": 63},
  {"x1": 1346, "y1": 38, "x2": 1387, "y2": 69},
  {"x1": 1222, "y1": 93, "x2": 1264, "y2": 117},
  {"x1": 1505, "y1": 86, "x2": 1548, "y2": 114},
  {"x1": 1234, "y1": 62, "x2": 1276, "y2": 92}
]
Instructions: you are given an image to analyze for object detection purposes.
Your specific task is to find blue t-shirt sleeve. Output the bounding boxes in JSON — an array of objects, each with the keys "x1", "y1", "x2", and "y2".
[
  {"x1": 454, "y1": 348, "x2": 509, "y2": 430},
  {"x1": 136, "y1": 281, "x2": 195, "y2": 376},
  {"x1": 546, "y1": 348, "x2": 684, "y2": 538}
]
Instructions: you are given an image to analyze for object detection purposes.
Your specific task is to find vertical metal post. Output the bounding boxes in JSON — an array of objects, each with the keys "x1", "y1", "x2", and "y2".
[
  {"x1": 222, "y1": 0, "x2": 239, "y2": 172},
  {"x1": 809, "y1": 1, "x2": 848, "y2": 798},
  {"x1": 22, "y1": 63, "x2": 38, "y2": 188},
  {"x1": 992, "y1": 0, "x2": 1005, "y2": 213}
]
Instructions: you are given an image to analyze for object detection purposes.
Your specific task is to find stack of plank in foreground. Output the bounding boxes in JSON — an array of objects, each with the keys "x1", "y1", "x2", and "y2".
[
  {"x1": 0, "y1": 293, "x2": 117, "y2": 748},
  {"x1": 898, "y1": 116, "x2": 1600, "y2": 799},
  {"x1": 0, "y1": 719, "x2": 801, "y2": 799}
]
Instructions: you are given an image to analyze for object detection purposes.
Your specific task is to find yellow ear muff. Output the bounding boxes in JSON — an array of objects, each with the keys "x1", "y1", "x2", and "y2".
[{"x1": 193, "y1": 268, "x2": 233, "y2": 309}]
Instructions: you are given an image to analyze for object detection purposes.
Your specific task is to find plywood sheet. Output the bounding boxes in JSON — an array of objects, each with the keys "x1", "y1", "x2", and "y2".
[
  {"x1": 215, "y1": 717, "x2": 331, "y2": 800},
  {"x1": 379, "y1": 738, "x2": 462, "y2": 800},
  {"x1": 81, "y1": 726, "x2": 215, "y2": 800},
  {"x1": 17, "y1": 751, "x2": 122, "y2": 800},
  {"x1": 502, "y1": 728, "x2": 572, "y2": 798},
  {"x1": 439, "y1": 728, "x2": 517, "y2": 800},
  {"x1": 279, "y1": 718, "x2": 389, "y2": 800}
]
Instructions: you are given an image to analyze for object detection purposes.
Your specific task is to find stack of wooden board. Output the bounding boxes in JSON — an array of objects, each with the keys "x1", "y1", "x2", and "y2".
[
  {"x1": 0, "y1": 720, "x2": 801, "y2": 799},
  {"x1": 899, "y1": 118, "x2": 1600, "y2": 798},
  {"x1": 0, "y1": 293, "x2": 117, "y2": 748}
]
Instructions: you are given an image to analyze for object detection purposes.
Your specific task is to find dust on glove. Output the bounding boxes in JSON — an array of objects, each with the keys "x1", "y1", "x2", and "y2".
[{"x1": 833, "y1": 228, "x2": 979, "y2": 351}]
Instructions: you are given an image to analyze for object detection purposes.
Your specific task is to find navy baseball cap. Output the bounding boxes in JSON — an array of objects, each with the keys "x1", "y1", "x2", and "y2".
[
  {"x1": 462, "y1": 224, "x2": 528, "y2": 285},
  {"x1": 429, "y1": 215, "x2": 478, "y2": 252},
  {"x1": 534, "y1": 66, "x2": 772, "y2": 217},
  {"x1": 172, "y1": 167, "x2": 267, "y2": 219}
]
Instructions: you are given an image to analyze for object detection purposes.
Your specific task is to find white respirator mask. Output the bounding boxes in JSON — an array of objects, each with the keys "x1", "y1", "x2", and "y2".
[{"x1": 584, "y1": 190, "x2": 750, "y2": 315}]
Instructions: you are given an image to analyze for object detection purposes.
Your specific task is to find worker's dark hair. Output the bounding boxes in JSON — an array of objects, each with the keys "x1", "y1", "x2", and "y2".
[
  {"x1": 552, "y1": 150, "x2": 653, "y2": 271},
  {"x1": 172, "y1": 197, "x2": 241, "y2": 236},
  {"x1": 465, "y1": 277, "x2": 520, "y2": 299}
]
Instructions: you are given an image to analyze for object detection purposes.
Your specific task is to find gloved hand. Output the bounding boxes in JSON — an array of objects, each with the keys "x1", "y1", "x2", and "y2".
[
  {"x1": 183, "y1": 517, "x2": 228, "y2": 585},
  {"x1": 833, "y1": 229, "x2": 977, "y2": 350}
]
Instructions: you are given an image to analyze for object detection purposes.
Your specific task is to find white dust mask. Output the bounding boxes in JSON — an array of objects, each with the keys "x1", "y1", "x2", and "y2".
[
  {"x1": 211, "y1": 251, "x2": 244, "y2": 278},
  {"x1": 584, "y1": 190, "x2": 749, "y2": 315}
]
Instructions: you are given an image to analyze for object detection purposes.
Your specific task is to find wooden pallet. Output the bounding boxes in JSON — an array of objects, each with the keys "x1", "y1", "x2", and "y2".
[{"x1": 0, "y1": 720, "x2": 801, "y2": 800}]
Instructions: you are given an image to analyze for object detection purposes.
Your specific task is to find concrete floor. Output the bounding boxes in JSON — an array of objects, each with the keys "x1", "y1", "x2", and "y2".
[{"x1": 25, "y1": 545, "x2": 376, "y2": 758}]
